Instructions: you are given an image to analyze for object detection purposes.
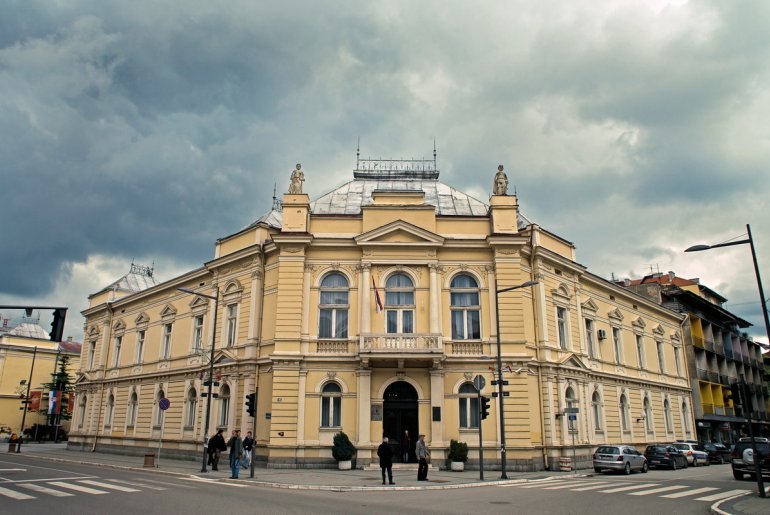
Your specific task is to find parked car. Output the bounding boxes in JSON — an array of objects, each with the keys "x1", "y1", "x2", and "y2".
[
  {"x1": 673, "y1": 442, "x2": 710, "y2": 467},
  {"x1": 593, "y1": 445, "x2": 648, "y2": 475},
  {"x1": 644, "y1": 444, "x2": 689, "y2": 470},
  {"x1": 731, "y1": 437, "x2": 770, "y2": 480},
  {"x1": 703, "y1": 443, "x2": 732, "y2": 464}
]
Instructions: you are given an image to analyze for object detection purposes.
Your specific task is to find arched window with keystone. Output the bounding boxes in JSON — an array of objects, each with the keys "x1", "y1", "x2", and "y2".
[
  {"x1": 450, "y1": 274, "x2": 481, "y2": 340},
  {"x1": 319, "y1": 272, "x2": 349, "y2": 339}
]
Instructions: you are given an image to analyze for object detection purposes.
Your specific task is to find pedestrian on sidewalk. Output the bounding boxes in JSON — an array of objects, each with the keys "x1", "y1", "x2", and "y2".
[
  {"x1": 227, "y1": 429, "x2": 243, "y2": 479},
  {"x1": 242, "y1": 431, "x2": 254, "y2": 469},
  {"x1": 401, "y1": 430, "x2": 410, "y2": 463},
  {"x1": 208, "y1": 429, "x2": 227, "y2": 471},
  {"x1": 416, "y1": 434, "x2": 429, "y2": 481},
  {"x1": 377, "y1": 436, "x2": 394, "y2": 485}
]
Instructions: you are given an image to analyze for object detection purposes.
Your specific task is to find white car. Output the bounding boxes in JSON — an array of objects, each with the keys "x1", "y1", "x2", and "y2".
[{"x1": 673, "y1": 442, "x2": 710, "y2": 467}]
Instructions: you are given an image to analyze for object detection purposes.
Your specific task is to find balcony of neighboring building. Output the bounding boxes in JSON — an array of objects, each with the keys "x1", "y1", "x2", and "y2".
[{"x1": 359, "y1": 333, "x2": 444, "y2": 361}]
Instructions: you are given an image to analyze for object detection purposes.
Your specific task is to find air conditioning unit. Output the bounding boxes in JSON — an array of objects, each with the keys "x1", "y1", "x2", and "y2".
[{"x1": 597, "y1": 329, "x2": 607, "y2": 340}]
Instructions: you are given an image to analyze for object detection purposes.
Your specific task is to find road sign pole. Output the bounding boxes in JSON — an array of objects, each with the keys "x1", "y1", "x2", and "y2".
[
  {"x1": 478, "y1": 391, "x2": 484, "y2": 481},
  {"x1": 157, "y1": 398, "x2": 171, "y2": 468}
]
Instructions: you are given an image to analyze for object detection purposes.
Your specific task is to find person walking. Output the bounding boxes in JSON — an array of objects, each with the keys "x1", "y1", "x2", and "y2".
[
  {"x1": 416, "y1": 434, "x2": 429, "y2": 481},
  {"x1": 242, "y1": 431, "x2": 254, "y2": 469},
  {"x1": 377, "y1": 436, "x2": 394, "y2": 485},
  {"x1": 208, "y1": 429, "x2": 227, "y2": 471},
  {"x1": 401, "y1": 430, "x2": 410, "y2": 463},
  {"x1": 227, "y1": 429, "x2": 243, "y2": 479}
]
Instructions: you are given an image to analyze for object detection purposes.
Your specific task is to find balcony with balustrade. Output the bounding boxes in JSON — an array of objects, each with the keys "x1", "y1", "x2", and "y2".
[{"x1": 359, "y1": 333, "x2": 444, "y2": 363}]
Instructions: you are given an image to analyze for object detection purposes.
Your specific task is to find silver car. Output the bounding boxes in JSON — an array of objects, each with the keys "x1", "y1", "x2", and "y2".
[
  {"x1": 672, "y1": 442, "x2": 710, "y2": 467},
  {"x1": 593, "y1": 445, "x2": 649, "y2": 474}
]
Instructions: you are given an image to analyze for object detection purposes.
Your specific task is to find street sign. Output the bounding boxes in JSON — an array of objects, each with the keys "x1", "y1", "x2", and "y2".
[
  {"x1": 568, "y1": 414, "x2": 577, "y2": 421},
  {"x1": 565, "y1": 407, "x2": 579, "y2": 414},
  {"x1": 473, "y1": 375, "x2": 486, "y2": 391},
  {"x1": 158, "y1": 398, "x2": 171, "y2": 411}
]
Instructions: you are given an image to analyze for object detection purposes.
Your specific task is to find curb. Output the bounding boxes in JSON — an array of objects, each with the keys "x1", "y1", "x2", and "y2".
[
  {"x1": 17, "y1": 454, "x2": 589, "y2": 491},
  {"x1": 710, "y1": 492, "x2": 752, "y2": 515}
]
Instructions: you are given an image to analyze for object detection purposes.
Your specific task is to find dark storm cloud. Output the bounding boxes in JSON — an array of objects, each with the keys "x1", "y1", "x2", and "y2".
[{"x1": 1, "y1": 1, "x2": 769, "y2": 342}]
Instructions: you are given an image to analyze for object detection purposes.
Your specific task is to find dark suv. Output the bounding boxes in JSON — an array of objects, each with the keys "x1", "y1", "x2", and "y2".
[
  {"x1": 703, "y1": 442, "x2": 731, "y2": 464},
  {"x1": 731, "y1": 437, "x2": 770, "y2": 480}
]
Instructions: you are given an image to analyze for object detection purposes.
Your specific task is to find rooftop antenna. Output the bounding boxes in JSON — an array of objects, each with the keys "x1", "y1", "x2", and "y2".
[
  {"x1": 356, "y1": 137, "x2": 360, "y2": 170},
  {"x1": 433, "y1": 138, "x2": 437, "y2": 169}
]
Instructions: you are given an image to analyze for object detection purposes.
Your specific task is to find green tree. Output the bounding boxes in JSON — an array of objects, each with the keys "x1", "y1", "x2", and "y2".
[{"x1": 41, "y1": 354, "x2": 75, "y2": 421}]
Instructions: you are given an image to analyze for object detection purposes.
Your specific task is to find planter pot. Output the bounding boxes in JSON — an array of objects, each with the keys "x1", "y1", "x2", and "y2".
[
  {"x1": 450, "y1": 461, "x2": 465, "y2": 472},
  {"x1": 337, "y1": 460, "x2": 352, "y2": 470}
]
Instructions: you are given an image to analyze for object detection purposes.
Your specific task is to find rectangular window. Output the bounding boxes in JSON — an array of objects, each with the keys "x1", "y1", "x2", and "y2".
[
  {"x1": 162, "y1": 323, "x2": 173, "y2": 359},
  {"x1": 321, "y1": 396, "x2": 341, "y2": 427},
  {"x1": 192, "y1": 315, "x2": 204, "y2": 352},
  {"x1": 613, "y1": 328, "x2": 622, "y2": 364},
  {"x1": 319, "y1": 308, "x2": 348, "y2": 339},
  {"x1": 636, "y1": 335, "x2": 645, "y2": 368},
  {"x1": 557, "y1": 307, "x2": 568, "y2": 349},
  {"x1": 386, "y1": 311, "x2": 398, "y2": 333},
  {"x1": 459, "y1": 397, "x2": 480, "y2": 429},
  {"x1": 585, "y1": 319, "x2": 595, "y2": 358},
  {"x1": 451, "y1": 310, "x2": 481, "y2": 340},
  {"x1": 136, "y1": 330, "x2": 145, "y2": 363},
  {"x1": 113, "y1": 336, "x2": 122, "y2": 367},
  {"x1": 657, "y1": 341, "x2": 665, "y2": 373},
  {"x1": 226, "y1": 304, "x2": 237, "y2": 347},
  {"x1": 402, "y1": 310, "x2": 414, "y2": 333}
]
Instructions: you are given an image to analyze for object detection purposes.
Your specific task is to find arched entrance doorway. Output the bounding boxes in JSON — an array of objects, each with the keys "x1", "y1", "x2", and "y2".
[{"x1": 383, "y1": 381, "x2": 418, "y2": 463}]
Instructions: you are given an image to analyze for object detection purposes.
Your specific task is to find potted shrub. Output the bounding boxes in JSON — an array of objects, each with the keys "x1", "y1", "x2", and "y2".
[
  {"x1": 448, "y1": 439, "x2": 469, "y2": 471},
  {"x1": 332, "y1": 431, "x2": 356, "y2": 470}
]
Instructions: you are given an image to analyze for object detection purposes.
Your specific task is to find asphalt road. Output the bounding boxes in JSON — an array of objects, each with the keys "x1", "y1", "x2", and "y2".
[{"x1": 0, "y1": 453, "x2": 753, "y2": 515}]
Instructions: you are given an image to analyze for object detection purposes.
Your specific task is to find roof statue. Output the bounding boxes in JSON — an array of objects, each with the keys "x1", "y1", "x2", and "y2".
[
  {"x1": 492, "y1": 165, "x2": 508, "y2": 196},
  {"x1": 288, "y1": 163, "x2": 305, "y2": 194}
]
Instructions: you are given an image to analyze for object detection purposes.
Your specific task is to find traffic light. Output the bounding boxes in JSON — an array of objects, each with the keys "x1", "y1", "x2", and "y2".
[
  {"x1": 245, "y1": 393, "x2": 256, "y2": 417},
  {"x1": 50, "y1": 308, "x2": 67, "y2": 342},
  {"x1": 480, "y1": 396, "x2": 491, "y2": 420}
]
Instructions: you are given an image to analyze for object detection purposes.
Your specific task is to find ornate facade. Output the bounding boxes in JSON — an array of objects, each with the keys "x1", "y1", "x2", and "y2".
[{"x1": 70, "y1": 160, "x2": 695, "y2": 470}]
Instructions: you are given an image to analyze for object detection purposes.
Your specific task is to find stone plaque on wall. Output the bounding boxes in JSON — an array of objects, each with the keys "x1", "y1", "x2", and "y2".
[{"x1": 371, "y1": 404, "x2": 382, "y2": 421}]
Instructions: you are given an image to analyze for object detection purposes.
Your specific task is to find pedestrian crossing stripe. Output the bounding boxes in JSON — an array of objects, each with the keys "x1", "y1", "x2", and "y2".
[
  {"x1": 48, "y1": 481, "x2": 109, "y2": 495},
  {"x1": 629, "y1": 485, "x2": 688, "y2": 496},
  {"x1": 661, "y1": 487, "x2": 717, "y2": 499},
  {"x1": 18, "y1": 483, "x2": 74, "y2": 497},
  {"x1": 694, "y1": 489, "x2": 751, "y2": 502},
  {"x1": 78, "y1": 480, "x2": 140, "y2": 492},
  {"x1": 599, "y1": 483, "x2": 659, "y2": 493},
  {"x1": 0, "y1": 486, "x2": 35, "y2": 500}
]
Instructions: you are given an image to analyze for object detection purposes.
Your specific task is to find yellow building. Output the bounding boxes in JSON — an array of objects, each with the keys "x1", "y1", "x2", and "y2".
[
  {"x1": 0, "y1": 321, "x2": 82, "y2": 437},
  {"x1": 70, "y1": 159, "x2": 695, "y2": 470}
]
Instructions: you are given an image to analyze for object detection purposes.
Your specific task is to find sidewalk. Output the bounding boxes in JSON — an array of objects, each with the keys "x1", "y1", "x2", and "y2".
[{"x1": 12, "y1": 442, "x2": 767, "y2": 513}]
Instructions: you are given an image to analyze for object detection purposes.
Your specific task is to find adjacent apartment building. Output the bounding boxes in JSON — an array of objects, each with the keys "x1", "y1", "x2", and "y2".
[
  {"x1": 623, "y1": 272, "x2": 769, "y2": 444},
  {"x1": 70, "y1": 158, "x2": 695, "y2": 470}
]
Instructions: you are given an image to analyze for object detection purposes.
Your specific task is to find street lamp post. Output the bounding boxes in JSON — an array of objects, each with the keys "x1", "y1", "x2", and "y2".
[
  {"x1": 494, "y1": 279, "x2": 539, "y2": 479},
  {"x1": 17, "y1": 346, "x2": 37, "y2": 453},
  {"x1": 685, "y1": 223, "x2": 767, "y2": 498},
  {"x1": 178, "y1": 287, "x2": 219, "y2": 473}
]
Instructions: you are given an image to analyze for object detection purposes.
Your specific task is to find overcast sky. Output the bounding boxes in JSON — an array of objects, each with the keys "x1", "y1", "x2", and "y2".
[{"x1": 1, "y1": 0, "x2": 769, "y2": 345}]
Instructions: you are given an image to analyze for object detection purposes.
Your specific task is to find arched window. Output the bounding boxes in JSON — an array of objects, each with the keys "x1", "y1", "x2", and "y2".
[
  {"x1": 78, "y1": 395, "x2": 87, "y2": 427},
  {"x1": 155, "y1": 389, "x2": 165, "y2": 426},
  {"x1": 620, "y1": 394, "x2": 630, "y2": 432},
  {"x1": 385, "y1": 273, "x2": 414, "y2": 334},
  {"x1": 319, "y1": 273, "x2": 349, "y2": 339},
  {"x1": 682, "y1": 401, "x2": 691, "y2": 434},
  {"x1": 321, "y1": 382, "x2": 342, "y2": 428},
  {"x1": 643, "y1": 397, "x2": 652, "y2": 431},
  {"x1": 450, "y1": 274, "x2": 480, "y2": 340},
  {"x1": 664, "y1": 399, "x2": 672, "y2": 433},
  {"x1": 459, "y1": 383, "x2": 480, "y2": 429},
  {"x1": 592, "y1": 391, "x2": 602, "y2": 431},
  {"x1": 219, "y1": 385, "x2": 230, "y2": 427},
  {"x1": 105, "y1": 394, "x2": 115, "y2": 427},
  {"x1": 186, "y1": 388, "x2": 198, "y2": 427},
  {"x1": 127, "y1": 392, "x2": 138, "y2": 427}
]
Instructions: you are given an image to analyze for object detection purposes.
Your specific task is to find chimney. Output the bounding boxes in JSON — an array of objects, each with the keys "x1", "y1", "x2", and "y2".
[
  {"x1": 623, "y1": 278, "x2": 631, "y2": 287},
  {"x1": 668, "y1": 271, "x2": 675, "y2": 282},
  {"x1": 67, "y1": 336, "x2": 73, "y2": 342}
]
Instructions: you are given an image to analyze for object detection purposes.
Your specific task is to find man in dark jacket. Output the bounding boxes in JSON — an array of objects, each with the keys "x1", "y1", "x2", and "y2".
[
  {"x1": 227, "y1": 430, "x2": 243, "y2": 479},
  {"x1": 208, "y1": 429, "x2": 227, "y2": 471},
  {"x1": 377, "y1": 436, "x2": 394, "y2": 485}
]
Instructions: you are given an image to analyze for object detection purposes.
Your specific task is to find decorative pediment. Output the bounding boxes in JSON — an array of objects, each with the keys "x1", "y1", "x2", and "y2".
[
  {"x1": 223, "y1": 279, "x2": 244, "y2": 295},
  {"x1": 671, "y1": 331, "x2": 681, "y2": 344},
  {"x1": 558, "y1": 353, "x2": 589, "y2": 370},
  {"x1": 86, "y1": 325, "x2": 101, "y2": 338},
  {"x1": 112, "y1": 319, "x2": 126, "y2": 332},
  {"x1": 652, "y1": 324, "x2": 665, "y2": 336},
  {"x1": 631, "y1": 317, "x2": 646, "y2": 330},
  {"x1": 354, "y1": 220, "x2": 445, "y2": 247},
  {"x1": 551, "y1": 283, "x2": 572, "y2": 303},
  {"x1": 189, "y1": 296, "x2": 210, "y2": 313},
  {"x1": 160, "y1": 304, "x2": 177, "y2": 319},
  {"x1": 213, "y1": 349, "x2": 237, "y2": 364},
  {"x1": 608, "y1": 308, "x2": 624, "y2": 322},
  {"x1": 580, "y1": 298, "x2": 599, "y2": 313},
  {"x1": 134, "y1": 312, "x2": 150, "y2": 327}
]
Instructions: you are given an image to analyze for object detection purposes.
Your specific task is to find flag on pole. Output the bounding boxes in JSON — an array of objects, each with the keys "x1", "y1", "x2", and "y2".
[{"x1": 372, "y1": 277, "x2": 384, "y2": 313}]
